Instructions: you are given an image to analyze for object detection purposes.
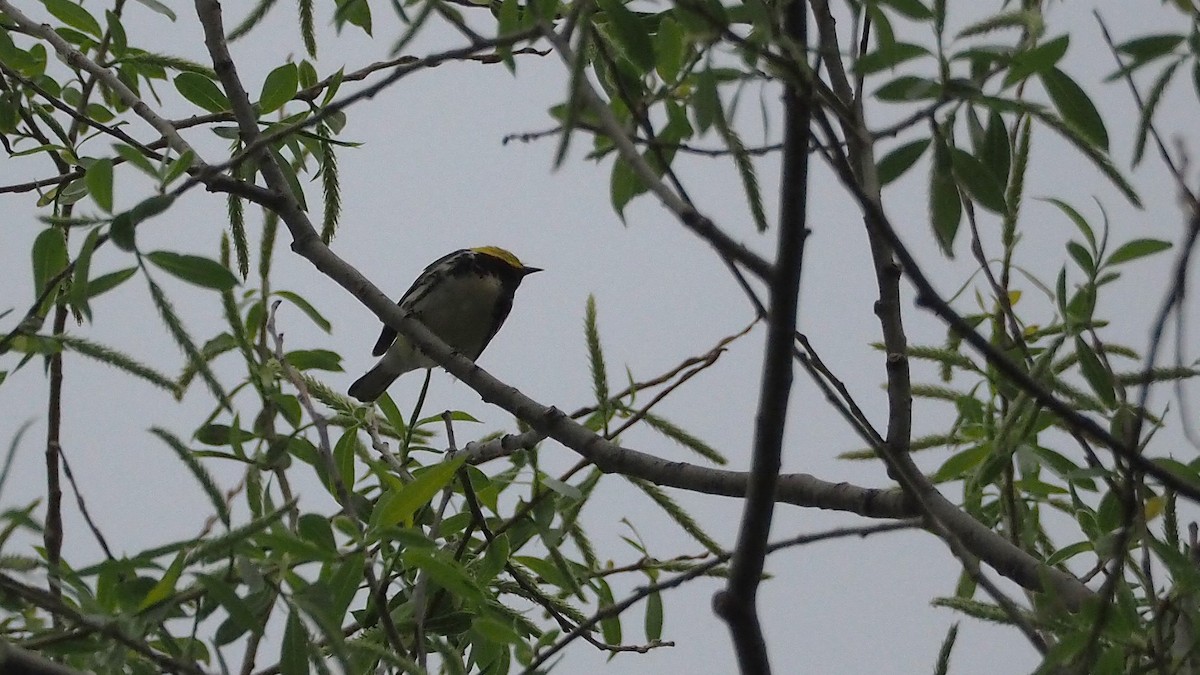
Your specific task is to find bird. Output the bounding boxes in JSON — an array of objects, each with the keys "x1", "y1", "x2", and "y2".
[{"x1": 347, "y1": 246, "x2": 541, "y2": 402}]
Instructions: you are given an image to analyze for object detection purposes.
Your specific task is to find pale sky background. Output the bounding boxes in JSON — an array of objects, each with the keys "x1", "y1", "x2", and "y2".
[{"x1": 1, "y1": 1, "x2": 1197, "y2": 673}]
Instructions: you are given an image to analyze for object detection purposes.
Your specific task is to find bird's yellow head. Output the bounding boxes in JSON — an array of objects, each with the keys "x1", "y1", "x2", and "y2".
[{"x1": 472, "y1": 246, "x2": 539, "y2": 273}]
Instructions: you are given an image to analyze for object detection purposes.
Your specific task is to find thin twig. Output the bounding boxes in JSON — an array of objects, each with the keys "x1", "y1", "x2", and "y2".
[
  {"x1": 0, "y1": 573, "x2": 210, "y2": 675},
  {"x1": 522, "y1": 520, "x2": 921, "y2": 675},
  {"x1": 538, "y1": 22, "x2": 774, "y2": 283},
  {"x1": 0, "y1": 1, "x2": 197, "y2": 156},
  {"x1": 56, "y1": 446, "x2": 114, "y2": 560}
]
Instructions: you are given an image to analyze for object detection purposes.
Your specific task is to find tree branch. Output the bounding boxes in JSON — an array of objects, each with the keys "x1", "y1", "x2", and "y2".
[
  {"x1": 538, "y1": 22, "x2": 774, "y2": 283},
  {"x1": 715, "y1": 2, "x2": 812, "y2": 673},
  {"x1": 0, "y1": 640, "x2": 87, "y2": 675},
  {"x1": 0, "y1": 1, "x2": 196, "y2": 156}
]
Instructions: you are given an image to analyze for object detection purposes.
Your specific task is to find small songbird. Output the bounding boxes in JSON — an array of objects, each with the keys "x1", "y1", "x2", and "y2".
[{"x1": 347, "y1": 246, "x2": 541, "y2": 402}]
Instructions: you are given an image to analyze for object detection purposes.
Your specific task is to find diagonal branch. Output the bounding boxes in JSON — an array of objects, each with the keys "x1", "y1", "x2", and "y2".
[
  {"x1": 522, "y1": 520, "x2": 920, "y2": 675},
  {"x1": 538, "y1": 22, "x2": 774, "y2": 283},
  {"x1": 0, "y1": 1, "x2": 197, "y2": 157}
]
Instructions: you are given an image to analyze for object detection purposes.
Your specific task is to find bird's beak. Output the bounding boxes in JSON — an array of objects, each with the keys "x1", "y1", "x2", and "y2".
[{"x1": 523, "y1": 266, "x2": 543, "y2": 275}]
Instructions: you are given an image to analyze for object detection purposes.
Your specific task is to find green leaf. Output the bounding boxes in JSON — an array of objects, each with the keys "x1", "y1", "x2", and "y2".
[
  {"x1": 196, "y1": 574, "x2": 260, "y2": 638},
  {"x1": 645, "y1": 590, "x2": 663, "y2": 641},
  {"x1": 1002, "y1": 35, "x2": 1068, "y2": 86},
  {"x1": 285, "y1": 349, "x2": 342, "y2": 371},
  {"x1": 1066, "y1": 241, "x2": 1094, "y2": 275},
  {"x1": 1044, "y1": 541, "x2": 1093, "y2": 567},
  {"x1": 1040, "y1": 198, "x2": 1095, "y2": 250},
  {"x1": 1151, "y1": 459, "x2": 1200, "y2": 496},
  {"x1": 174, "y1": 72, "x2": 230, "y2": 113},
  {"x1": 42, "y1": 0, "x2": 103, "y2": 36},
  {"x1": 298, "y1": 513, "x2": 335, "y2": 551},
  {"x1": 146, "y1": 251, "x2": 239, "y2": 291},
  {"x1": 877, "y1": 138, "x2": 929, "y2": 185},
  {"x1": 132, "y1": 0, "x2": 177, "y2": 20},
  {"x1": 371, "y1": 455, "x2": 467, "y2": 529},
  {"x1": 979, "y1": 111, "x2": 1010, "y2": 185},
  {"x1": 932, "y1": 444, "x2": 989, "y2": 482},
  {"x1": 496, "y1": 0, "x2": 519, "y2": 68},
  {"x1": 32, "y1": 227, "x2": 69, "y2": 297},
  {"x1": 0, "y1": 30, "x2": 38, "y2": 78},
  {"x1": 69, "y1": 226, "x2": 101, "y2": 319},
  {"x1": 374, "y1": 393, "x2": 407, "y2": 437},
  {"x1": 272, "y1": 290, "x2": 331, "y2": 333},
  {"x1": 1075, "y1": 337, "x2": 1116, "y2": 409},
  {"x1": 268, "y1": 145, "x2": 308, "y2": 210},
  {"x1": 162, "y1": 150, "x2": 196, "y2": 186},
  {"x1": 137, "y1": 550, "x2": 186, "y2": 611},
  {"x1": 855, "y1": 42, "x2": 929, "y2": 75},
  {"x1": 57, "y1": 178, "x2": 89, "y2": 206},
  {"x1": 85, "y1": 158, "x2": 114, "y2": 213},
  {"x1": 949, "y1": 149, "x2": 1006, "y2": 213},
  {"x1": 541, "y1": 476, "x2": 583, "y2": 500},
  {"x1": 610, "y1": 155, "x2": 645, "y2": 220},
  {"x1": 674, "y1": 0, "x2": 727, "y2": 38},
  {"x1": 876, "y1": 0, "x2": 932, "y2": 19},
  {"x1": 595, "y1": 578, "x2": 622, "y2": 644},
  {"x1": 1024, "y1": 106, "x2": 1138, "y2": 207},
  {"x1": 472, "y1": 616, "x2": 524, "y2": 646},
  {"x1": 321, "y1": 551, "x2": 364, "y2": 621},
  {"x1": 597, "y1": 0, "x2": 655, "y2": 73},
  {"x1": 1116, "y1": 34, "x2": 1184, "y2": 63},
  {"x1": 330, "y1": 428, "x2": 357, "y2": 496},
  {"x1": 280, "y1": 610, "x2": 311, "y2": 675},
  {"x1": 929, "y1": 137, "x2": 961, "y2": 257},
  {"x1": 655, "y1": 16, "x2": 687, "y2": 83},
  {"x1": 402, "y1": 548, "x2": 487, "y2": 606},
  {"x1": 693, "y1": 68, "x2": 721, "y2": 134},
  {"x1": 477, "y1": 533, "x2": 510, "y2": 582},
  {"x1": 1106, "y1": 238, "x2": 1172, "y2": 266},
  {"x1": 334, "y1": 0, "x2": 372, "y2": 35},
  {"x1": 86, "y1": 267, "x2": 137, "y2": 299},
  {"x1": 195, "y1": 424, "x2": 232, "y2": 446},
  {"x1": 113, "y1": 143, "x2": 159, "y2": 177},
  {"x1": 1095, "y1": 489, "x2": 1123, "y2": 534},
  {"x1": 874, "y1": 75, "x2": 940, "y2": 101},
  {"x1": 259, "y1": 63, "x2": 299, "y2": 114},
  {"x1": 1040, "y1": 67, "x2": 1108, "y2": 151},
  {"x1": 111, "y1": 194, "x2": 177, "y2": 251}
]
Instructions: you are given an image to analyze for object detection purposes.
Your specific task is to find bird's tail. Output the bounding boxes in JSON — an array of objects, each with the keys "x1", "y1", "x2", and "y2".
[{"x1": 348, "y1": 364, "x2": 398, "y2": 402}]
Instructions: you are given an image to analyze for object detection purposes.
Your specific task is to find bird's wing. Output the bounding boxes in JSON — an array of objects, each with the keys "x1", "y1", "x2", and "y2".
[{"x1": 369, "y1": 249, "x2": 467, "y2": 357}]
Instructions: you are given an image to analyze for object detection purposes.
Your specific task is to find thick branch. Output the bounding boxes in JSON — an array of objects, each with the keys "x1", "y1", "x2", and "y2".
[
  {"x1": 715, "y1": 2, "x2": 812, "y2": 673},
  {"x1": 0, "y1": 640, "x2": 87, "y2": 675}
]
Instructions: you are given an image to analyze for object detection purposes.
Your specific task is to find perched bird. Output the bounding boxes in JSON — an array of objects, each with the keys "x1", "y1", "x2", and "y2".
[{"x1": 348, "y1": 246, "x2": 541, "y2": 402}]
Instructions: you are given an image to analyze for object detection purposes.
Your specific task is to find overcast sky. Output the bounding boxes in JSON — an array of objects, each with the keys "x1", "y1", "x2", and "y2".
[{"x1": 2, "y1": 1, "x2": 1197, "y2": 673}]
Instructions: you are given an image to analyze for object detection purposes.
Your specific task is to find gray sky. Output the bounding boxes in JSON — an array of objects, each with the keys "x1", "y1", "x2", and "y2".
[{"x1": 1, "y1": 1, "x2": 1197, "y2": 673}]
